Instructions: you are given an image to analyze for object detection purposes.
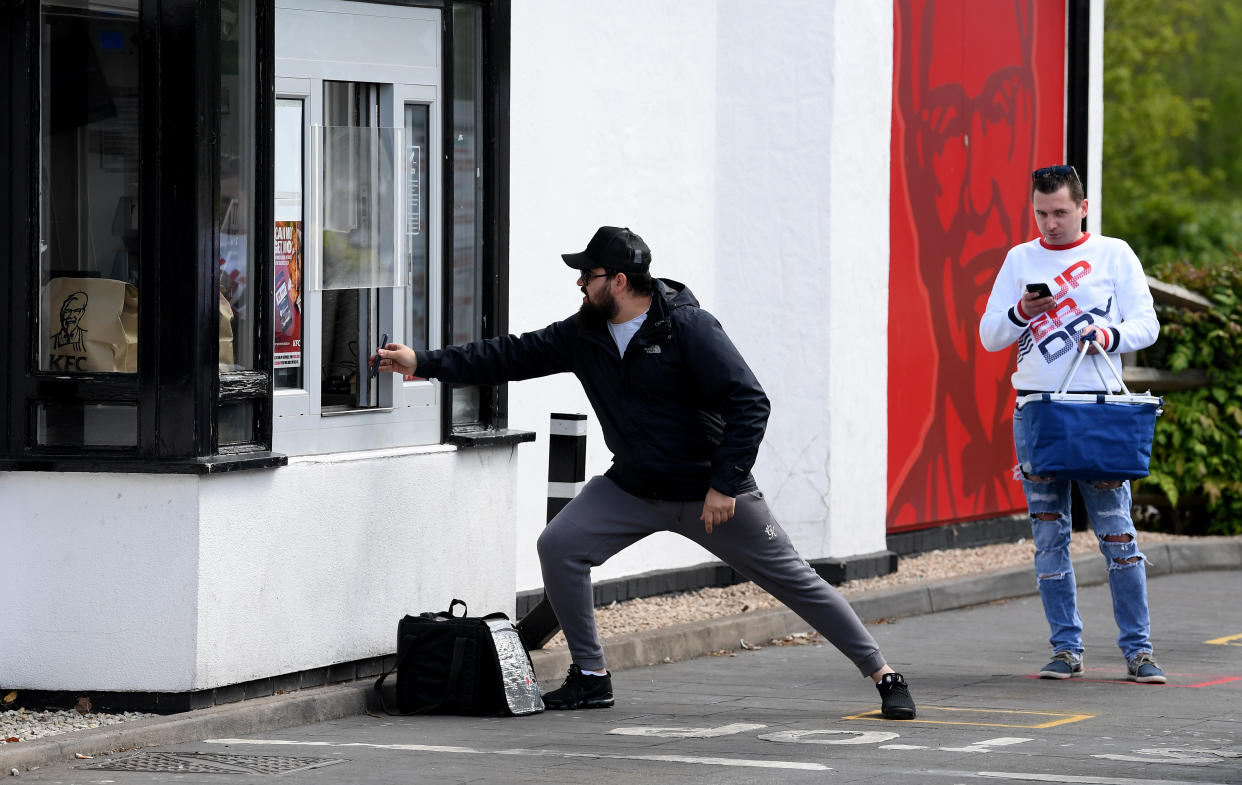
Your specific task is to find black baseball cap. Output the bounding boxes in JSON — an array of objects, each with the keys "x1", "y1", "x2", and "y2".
[{"x1": 561, "y1": 226, "x2": 651, "y2": 273}]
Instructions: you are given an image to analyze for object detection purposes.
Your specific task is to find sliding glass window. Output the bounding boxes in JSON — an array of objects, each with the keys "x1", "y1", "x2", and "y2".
[
  {"x1": 450, "y1": 2, "x2": 486, "y2": 427},
  {"x1": 37, "y1": 1, "x2": 140, "y2": 447}
]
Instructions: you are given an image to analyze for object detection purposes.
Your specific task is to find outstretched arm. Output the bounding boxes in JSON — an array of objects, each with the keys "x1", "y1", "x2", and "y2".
[{"x1": 371, "y1": 318, "x2": 577, "y2": 385}]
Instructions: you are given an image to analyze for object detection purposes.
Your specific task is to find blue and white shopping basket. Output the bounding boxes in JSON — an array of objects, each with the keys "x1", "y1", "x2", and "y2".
[{"x1": 1015, "y1": 338, "x2": 1163, "y2": 482}]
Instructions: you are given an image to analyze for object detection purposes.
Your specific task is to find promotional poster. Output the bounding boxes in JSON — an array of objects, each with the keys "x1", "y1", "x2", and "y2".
[
  {"x1": 887, "y1": 0, "x2": 1067, "y2": 531},
  {"x1": 274, "y1": 220, "x2": 303, "y2": 369}
]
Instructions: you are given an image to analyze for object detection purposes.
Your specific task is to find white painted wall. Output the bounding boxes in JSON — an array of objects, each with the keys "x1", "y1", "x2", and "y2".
[
  {"x1": 507, "y1": 0, "x2": 895, "y2": 591},
  {"x1": 715, "y1": 1, "x2": 892, "y2": 560},
  {"x1": 1, "y1": 446, "x2": 518, "y2": 691},
  {"x1": 822, "y1": 4, "x2": 893, "y2": 555},
  {"x1": 507, "y1": 0, "x2": 724, "y2": 590},
  {"x1": 193, "y1": 446, "x2": 517, "y2": 688},
  {"x1": 0, "y1": 474, "x2": 201, "y2": 691}
]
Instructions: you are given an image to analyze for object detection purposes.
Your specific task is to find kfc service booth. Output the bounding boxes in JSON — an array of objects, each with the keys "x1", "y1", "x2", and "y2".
[{"x1": 1, "y1": 0, "x2": 526, "y2": 707}]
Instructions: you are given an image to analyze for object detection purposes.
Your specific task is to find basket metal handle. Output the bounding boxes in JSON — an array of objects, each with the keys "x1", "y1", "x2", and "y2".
[{"x1": 1054, "y1": 337, "x2": 1131, "y2": 396}]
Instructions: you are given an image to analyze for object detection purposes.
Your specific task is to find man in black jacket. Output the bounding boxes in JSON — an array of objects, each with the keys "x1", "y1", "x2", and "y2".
[{"x1": 375, "y1": 226, "x2": 917, "y2": 719}]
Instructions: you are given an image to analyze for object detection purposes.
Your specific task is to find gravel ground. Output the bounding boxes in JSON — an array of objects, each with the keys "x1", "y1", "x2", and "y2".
[
  {"x1": 542, "y1": 529, "x2": 1196, "y2": 647},
  {"x1": 0, "y1": 529, "x2": 1196, "y2": 746},
  {"x1": 1, "y1": 706, "x2": 155, "y2": 745}
]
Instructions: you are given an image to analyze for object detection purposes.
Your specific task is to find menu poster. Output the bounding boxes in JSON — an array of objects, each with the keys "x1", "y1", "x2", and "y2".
[{"x1": 274, "y1": 220, "x2": 303, "y2": 368}]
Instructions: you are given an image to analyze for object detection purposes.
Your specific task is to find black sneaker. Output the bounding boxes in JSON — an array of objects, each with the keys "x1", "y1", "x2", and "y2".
[
  {"x1": 876, "y1": 672, "x2": 916, "y2": 720},
  {"x1": 542, "y1": 664, "x2": 614, "y2": 710}
]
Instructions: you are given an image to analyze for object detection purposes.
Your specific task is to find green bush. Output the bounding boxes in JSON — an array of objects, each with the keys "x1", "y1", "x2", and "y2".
[
  {"x1": 1134, "y1": 255, "x2": 1242, "y2": 534},
  {"x1": 1101, "y1": 1, "x2": 1242, "y2": 534},
  {"x1": 1119, "y1": 198, "x2": 1242, "y2": 268}
]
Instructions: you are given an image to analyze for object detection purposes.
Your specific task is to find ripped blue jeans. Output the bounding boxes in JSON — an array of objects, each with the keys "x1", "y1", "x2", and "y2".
[{"x1": 1013, "y1": 409, "x2": 1153, "y2": 661}]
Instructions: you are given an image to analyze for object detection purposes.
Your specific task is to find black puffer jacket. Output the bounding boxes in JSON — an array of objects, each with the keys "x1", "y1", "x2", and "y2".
[{"x1": 414, "y1": 279, "x2": 770, "y2": 501}]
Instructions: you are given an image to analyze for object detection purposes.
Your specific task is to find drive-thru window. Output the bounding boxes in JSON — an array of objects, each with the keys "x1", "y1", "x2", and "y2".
[{"x1": 0, "y1": 0, "x2": 514, "y2": 472}]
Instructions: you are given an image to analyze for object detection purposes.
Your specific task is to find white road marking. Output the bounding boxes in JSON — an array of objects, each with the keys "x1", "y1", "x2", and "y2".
[
  {"x1": 940, "y1": 736, "x2": 1034, "y2": 752},
  {"x1": 757, "y1": 729, "x2": 900, "y2": 745},
  {"x1": 206, "y1": 738, "x2": 829, "y2": 771},
  {"x1": 609, "y1": 723, "x2": 767, "y2": 738},
  {"x1": 977, "y1": 772, "x2": 1238, "y2": 785},
  {"x1": 1093, "y1": 747, "x2": 1242, "y2": 765},
  {"x1": 973, "y1": 737, "x2": 1034, "y2": 746},
  {"x1": 879, "y1": 744, "x2": 928, "y2": 750}
]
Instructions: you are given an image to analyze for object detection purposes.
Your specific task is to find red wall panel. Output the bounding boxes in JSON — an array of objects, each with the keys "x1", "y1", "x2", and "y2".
[{"x1": 888, "y1": 0, "x2": 1067, "y2": 531}]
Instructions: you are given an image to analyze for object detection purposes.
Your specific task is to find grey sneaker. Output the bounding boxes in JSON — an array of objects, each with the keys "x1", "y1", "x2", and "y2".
[
  {"x1": 1127, "y1": 652, "x2": 1167, "y2": 684},
  {"x1": 1038, "y1": 650, "x2": 1084, "y2": 679}
]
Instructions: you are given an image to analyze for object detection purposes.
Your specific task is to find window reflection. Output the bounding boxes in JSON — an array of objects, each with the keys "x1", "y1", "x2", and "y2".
[
  {"x1": 37, "y1": 403, "x2": 137, "y2": 448},
  {"x1": 218, "y1": 400, "x2": 255, "y2": 445},
  {"x1": 218, "y1": 0, "x2": 255, "y2": 371},
  {"x1": 451, "y1": 3, "x2": 484, "y2": 426},
  {"x1": 321, "y1": 81, "x2": 386, "y2": 411},
  {"x1": 405, "y1": 103, "x2": 430, "y2": 356},
  {"x1": 39, "y1": 1, "x2": 140, "y2": 376}
]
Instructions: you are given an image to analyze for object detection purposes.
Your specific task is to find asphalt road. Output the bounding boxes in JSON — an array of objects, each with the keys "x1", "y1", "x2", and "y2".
[{"x1": 15, "y1": 569, "x2": 1242, "y2": 785}]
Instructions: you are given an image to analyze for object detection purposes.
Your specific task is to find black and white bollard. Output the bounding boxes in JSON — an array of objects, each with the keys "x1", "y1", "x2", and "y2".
[
  {"x1": 517, "y1": 413, "x2": 588, "y2": 651},
  {"x1": 545, "y1": 413, "x2": 588, "y2": 521}
]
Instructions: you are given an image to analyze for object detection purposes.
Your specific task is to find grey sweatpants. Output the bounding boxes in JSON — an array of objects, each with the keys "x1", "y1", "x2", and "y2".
[{"x1": 536, "y1": 476, "x2": 887, "y2": 677}]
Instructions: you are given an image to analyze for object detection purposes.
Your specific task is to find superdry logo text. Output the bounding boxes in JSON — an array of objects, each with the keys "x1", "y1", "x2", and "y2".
[{"x1": 1016, "y1": 260, "x2": 1113, "y2": 365}]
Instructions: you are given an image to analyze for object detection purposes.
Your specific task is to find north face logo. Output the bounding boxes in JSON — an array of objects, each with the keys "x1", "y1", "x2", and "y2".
[{"x1": 644, "y1": 345, "x2": 662, "y2": 354}]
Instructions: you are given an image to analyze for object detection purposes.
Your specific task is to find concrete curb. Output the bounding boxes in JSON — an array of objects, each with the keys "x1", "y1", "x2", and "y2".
[
  {"x1": 1, "y1": 683, "x2": 368, "y2": 773},
  {"x1": 4, "y1": 537, "x2": 1239, "y2": 772}
]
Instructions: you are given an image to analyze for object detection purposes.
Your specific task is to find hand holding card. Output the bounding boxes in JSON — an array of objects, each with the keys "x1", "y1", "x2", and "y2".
[{"x1": 370, "y1": 333, "x2": 388, "y2": 378}]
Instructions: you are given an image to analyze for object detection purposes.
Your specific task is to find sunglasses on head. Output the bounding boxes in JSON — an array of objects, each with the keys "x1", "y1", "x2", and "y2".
[{"x1": 1031, "y1": 165, "x2": 1080, "y2": 183}]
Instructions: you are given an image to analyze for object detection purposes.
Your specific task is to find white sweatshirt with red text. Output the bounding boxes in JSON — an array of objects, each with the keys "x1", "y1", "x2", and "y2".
[{"x1": 979, "y1": 233, "x2": 1159, "y2": 392}]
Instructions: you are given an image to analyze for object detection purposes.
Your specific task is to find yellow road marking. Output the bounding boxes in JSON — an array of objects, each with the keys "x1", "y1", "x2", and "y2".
[
  {"x1": 844, "y1": 706, "x2": 1094, "y2": 729},
  {"x1": 1205, "y1": 632, "x2": 1242, "y2": 646}
]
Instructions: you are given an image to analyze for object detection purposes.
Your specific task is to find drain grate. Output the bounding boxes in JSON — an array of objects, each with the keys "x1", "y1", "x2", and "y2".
[{"x1": 80, "y1": 751, "x2": 345, "y2": 775}]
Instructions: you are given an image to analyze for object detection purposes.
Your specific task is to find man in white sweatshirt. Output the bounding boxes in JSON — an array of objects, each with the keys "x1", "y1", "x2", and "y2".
[{"x1": 979, "y1": 165, "x2": 1166, "y2": 684}]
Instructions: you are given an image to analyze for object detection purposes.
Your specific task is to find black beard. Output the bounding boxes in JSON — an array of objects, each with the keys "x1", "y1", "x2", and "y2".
[{"x1": 577, "y1": 290, "x2": 619, "y2": 328}]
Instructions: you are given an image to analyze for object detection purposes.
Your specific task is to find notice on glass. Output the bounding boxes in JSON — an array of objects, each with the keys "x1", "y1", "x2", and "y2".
[
  {"x1": 274, "y1": 220, "x2": 303, "y2": 368},
  {"x1": 407, "y1": 143, "x2": 421, "y2": 237}
]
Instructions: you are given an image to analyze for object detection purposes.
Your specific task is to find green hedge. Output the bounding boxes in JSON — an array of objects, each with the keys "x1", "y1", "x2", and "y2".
[
  {"x1": 1135, "y1": 256, "x2": 1242, "y2": 534},
  {"x1": 1119, "y1": 198, "x2": 1242, "y2": 269}
]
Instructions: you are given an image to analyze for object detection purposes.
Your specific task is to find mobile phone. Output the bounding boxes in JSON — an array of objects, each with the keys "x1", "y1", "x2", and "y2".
[
  {"x1": 1026, "y1": 282, "x2": 1053, "y2": 299},
  {"x1": 369, "y1": 333, "x2": 388, "y2": 378}
]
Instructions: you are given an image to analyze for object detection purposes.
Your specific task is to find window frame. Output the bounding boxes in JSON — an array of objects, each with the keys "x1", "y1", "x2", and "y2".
[
  {"x1": 267, "y1": 74, "x2": 444, "y2": 456},
  {"x1": 444, "y1": 0, "x2": 515, "y2": 443},
  {"x1": 0, "y1": 0, "x2": 516, "y2": 472},
  {"x1": 0, "y1": 0, "x2": 282, "y2": 473},
  {"x1": 219, "y1": 0, "x2": 277, "y2": 455}
]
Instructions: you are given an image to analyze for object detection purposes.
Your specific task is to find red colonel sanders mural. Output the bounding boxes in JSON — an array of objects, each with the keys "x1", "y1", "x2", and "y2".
[{"x1": 888, "y1": 0, "x2": 1067, "y2": 530}]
